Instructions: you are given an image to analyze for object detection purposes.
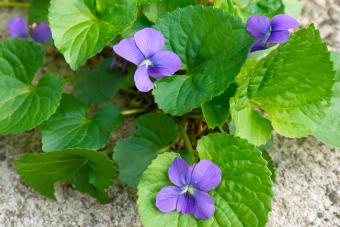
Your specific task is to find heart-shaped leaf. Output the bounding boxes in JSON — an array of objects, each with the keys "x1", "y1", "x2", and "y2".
[
  {"x1": 49, "y1": 0, "x2": 137, "y2": 69},
  {"x1": 0, "y1": 39, "x2": 62, "y2": 134},
  {"x1": 41, "y1": 95, "x2": 122, "y2": 151},
  {"x1": 152, "y1": 6, "x2": 253, "y2": 116},
  {"x1": 113, "y1": 113, "x2": 178, "y2": 188},
  {"x1": 15, "y1": 149, "x2": 116, "y2": 203}
]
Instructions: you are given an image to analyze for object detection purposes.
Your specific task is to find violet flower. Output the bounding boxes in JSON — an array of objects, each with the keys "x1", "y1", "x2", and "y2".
[
  {"x1": 113, "y1": 28, "x2": 181, "y2": 92},
  {"x1": 246, "y1": 14, "x2": 299, "y2": 52},
  {"x1": 7, "y1": 17, "x2": 52, "y2": 43},
  {"x1": 156, "y1": 157, "x2": 222, "y2": 220}
]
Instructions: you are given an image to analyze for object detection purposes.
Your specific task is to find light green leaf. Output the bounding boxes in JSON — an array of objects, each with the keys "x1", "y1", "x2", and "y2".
[
  {"x1": 137, "y1": 134, "x2": 273, "y2": 227},
  {"x1": 142, "y1": 0, "x2": 196, "y2": 23},
  {"x1": 240, "y1": 26, "x2": 334, "y2": 138},
  {"x1": 314, "y1": 52, "x2": 340, "y2": 147},
  {"x1": 74, "y1": 59, "x2": 125, "y2": 104},
  {"x1": 41, "y1": 95, "x2": 122, "y2": 151},
  {"x1": 214, "y1": 0, "x2": 284, "y2": 21},
  {"x1": 0, "y1": 39, "x2": 62, "y2": 134},
  {"x1": 49, "y1": 0, "x2": 137, "y2": 70},
  {"x1": 202, "y1": 83, "x2": 237, "y2": 128},
  {"x1": 113, "y1": 113, "x2": 178, "y2": 188},
  {"x1": 29, "y1": 0, "x2": 50, "y2": 23},
  {"x1": 283, "y1": 0, "x2": 302, "y2": 18},
  {"x1": 14, "y1": 149, "x2": 116, "y2": 203},
  {"x1": 153, "y1": 6, "x2": 253, "y2": 116},
  {"x1": 230, "y1": 61, "x2": 272, "y2": 146}
]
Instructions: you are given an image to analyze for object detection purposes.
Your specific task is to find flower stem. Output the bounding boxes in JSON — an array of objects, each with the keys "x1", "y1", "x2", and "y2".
[
  {"x1": 180, "y1": 122, "x2": 198, "y2": 163},
  {"x1": 121, "y1": 108, "x2": 147, "y2": 116},
  {"x1": 0, "y1": 2, "x2": 30, "y2": 7}
]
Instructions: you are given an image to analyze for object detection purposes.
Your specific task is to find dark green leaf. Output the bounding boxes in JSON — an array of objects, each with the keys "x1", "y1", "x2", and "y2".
[
  {"x1": 74, "y1": 59, "x2": 125, "y2": 104},
  {"x1": 14, "y1": 149, "x2": 116, "y2": 203},
  {"x1": 0, "y1": 39, "x2": 62, "y2": 134},
  {"x1": 113, "y1": 113, "x2": 178, "y2": 188},
  {"x1": 202, "y1": 83, "x2": 237, "y2": 128},
  {"x1": 29, "y1": 0, "x2": 50, "y2": 23},
  {"x1": 41, "y1": 95, "x2": 122, "y2": 151},
  {"x1": 49, "y1": 0, "x2": 138, "y2": 69},
  {"x1": 153, "y1": 6, "x2": 253, "y2": 116}
]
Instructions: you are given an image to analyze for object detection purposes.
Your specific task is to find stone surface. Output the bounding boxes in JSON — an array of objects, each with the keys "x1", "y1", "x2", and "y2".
[{"x1": 0, "y1": 0, "x2": 339, "y2": 226}]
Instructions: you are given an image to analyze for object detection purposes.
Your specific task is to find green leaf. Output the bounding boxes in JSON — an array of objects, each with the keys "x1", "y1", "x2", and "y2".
[
  {"x1": 29, "y1": 0, "x2": 50, "y2": 23},
  {"x1": 137, "y1": 134, "x2": 273, "y2": 227},
  {"x1": 49, "y1": 0, "x2": 137, "y2": 70},
  {"x1": 238, "y1": 26, "x2": 334, "y2": 138},
  {"x1": 152, "y1": 6, "x2": 253, "y2": 116},
  {"x1": 0, "y1": 39, "x2": 62, "y2": 134},
  {"x1": 113, "y1": 113, "x2": 178, "y2": 188},
  {"x1": 74, "y1": 59, "x2": 125, "y2": 104},
  {"x1": 202, "y1": 83, "x2": 237, "y2": 128},
  {"x1": 14, "y1": 149, "x2": 116, "y2": 203},
  {"x1": 41, "y1": 95, "x2": 122, "y2": 151},
  {"x1": 230, "y1": 61, "x2": 272, "y2": 146},
  {"x1": 142, "y1": 0, "x2": 196, "y2": 23},
  {"x1": 314, "y1": 52, "x2": 340, "y2": 147},
  {"x1": 283, "y1": 0, "x2": 302, "y2": 18},
  {"x1": 214, "y1": 0, "x2": 284, "y2": 21}
]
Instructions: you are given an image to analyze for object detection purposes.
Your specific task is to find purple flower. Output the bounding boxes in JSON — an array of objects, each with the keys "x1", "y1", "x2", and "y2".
[
  {"x1": 113, "y1": 28, "x2": 182, "y2": 92},
  {"x1": 246, "y1": 14, "x2": 299, "y2": 52},
  {"x1": 7, "y1": 17, "x2": 52, "y2": 43},
  {"x1": 156, "y1": 157, "x2": 222, "y2": 220}
]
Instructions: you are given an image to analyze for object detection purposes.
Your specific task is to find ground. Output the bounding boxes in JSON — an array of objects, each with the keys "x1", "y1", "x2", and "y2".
[{"x1": 0, "y1": 0, "x2": 339, "y2": 226}]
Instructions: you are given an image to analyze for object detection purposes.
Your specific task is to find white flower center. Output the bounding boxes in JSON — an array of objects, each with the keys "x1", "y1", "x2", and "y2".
[
  {"x1": 181, "y1": 185, "x2": 196, "y2": 195},
  {"x1": 140, "y1": 59, "x2": 153, "y2": 67}
]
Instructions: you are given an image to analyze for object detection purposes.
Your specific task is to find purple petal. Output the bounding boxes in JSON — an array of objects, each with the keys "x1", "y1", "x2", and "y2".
[
  {"x1": 31, "y1": 23, "x2": 52, "y2": 43},
  {"x1": 148, "y1": 51, "x2": 182, "y2": 79},
  {"x1": 246, "y1": 15, "x2": 271, "y2": 38},
  {"x1": 113, "y1": 38, "x2": 144, "y2": 65},
  {"x1": 176, "y1": 194, "x2": 195, "y2": 214},
  {"x1": 267, "y1": 30, "x2": 290, "y2": 44},
  {"x1": 134, "y1": 28, "x2": 165, "y2": 58},
  {"x1": 168, "y1": 157, "x2": 192, "y2": 187},
  {"x1": 7, "y1": 17, "x2": 29, "y2": 38},
  {"x1": 250, "y1": 39, "x2": 267, "y2": 52},
  {"x1": 190, "y1": 160, "x2": 221, "y2": 192},
  {"x1": 193, "y1": 190, "x2": 215, "y2": 220},
  {"x1": 134, "y1": 64, "x2": 153, "y2": 92},
  {"x1": 156, "y1": 186, "x2": 181, "y2": 213},
  {"x1": 271, "y1": 14, "x2": 299, "y2": 31}
]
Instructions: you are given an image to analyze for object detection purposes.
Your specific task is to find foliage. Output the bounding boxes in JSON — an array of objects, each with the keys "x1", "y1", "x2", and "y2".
[
  {"x1": 14, "y1": 149, "x2": 116, "y2": 203},
  {"x1": 0, "y1": 1, "x2": 336, "y2": 226},
  {"x1": 138, "y1": 134, "x2": 273, "y2": 226}
]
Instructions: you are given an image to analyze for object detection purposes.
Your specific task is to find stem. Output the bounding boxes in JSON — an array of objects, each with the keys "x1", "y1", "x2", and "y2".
[
  {"x1": 0, "y1": 2, "x2": 30, "y2": 7},
  {"x1": 121, "y1": 108, "x2": 147, "y2": 116},
  {"x1": 180, "y1": 122, "x2": 197, "y2": 163}
]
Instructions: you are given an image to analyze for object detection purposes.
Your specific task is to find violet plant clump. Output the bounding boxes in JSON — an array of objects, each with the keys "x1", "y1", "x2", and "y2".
[
  {"x1": 156, "y1": 157, "x2": 221, "y2": 220},
  {"x1": 0, "y1": 1, "x2": 338, "y2": 227}
]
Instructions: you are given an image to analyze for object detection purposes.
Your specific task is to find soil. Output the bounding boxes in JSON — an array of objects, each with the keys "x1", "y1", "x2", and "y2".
[{"x1": 0, "y1": 0, "x2": 339, "y2": 226}]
